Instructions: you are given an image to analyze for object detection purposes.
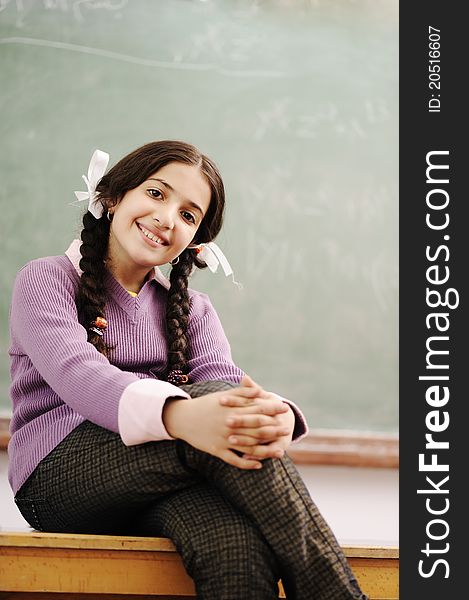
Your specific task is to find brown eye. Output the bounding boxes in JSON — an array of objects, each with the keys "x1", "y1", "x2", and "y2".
[
  {"x1": 182, "y1": 211, "x2": 196, "y2": 224},
  {"x1": 148, "y1": 188, "x2": 163, "y2": 199}
]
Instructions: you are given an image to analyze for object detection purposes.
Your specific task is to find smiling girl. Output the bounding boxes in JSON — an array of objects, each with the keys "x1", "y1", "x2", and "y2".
[{"x1": 8, "y1": 141, "x2": 367, "y2": 600}]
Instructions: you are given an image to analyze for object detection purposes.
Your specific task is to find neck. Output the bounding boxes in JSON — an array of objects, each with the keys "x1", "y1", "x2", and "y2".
[{"x1": 105, "y1": 261, "x2": 152, "y2": 294}]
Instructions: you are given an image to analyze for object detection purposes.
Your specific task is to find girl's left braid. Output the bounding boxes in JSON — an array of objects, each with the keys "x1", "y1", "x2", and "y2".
[
  {"x1": 165, "y1": 249, "x2": 195, "y2": 384},
  {"x1": 76, "y1": 212, "x2": 113, "y2": 357}
]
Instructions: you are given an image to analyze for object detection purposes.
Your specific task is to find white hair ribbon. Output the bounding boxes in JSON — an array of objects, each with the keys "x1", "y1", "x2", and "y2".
[
  {"x1": 74, "y1": 149, "x2": 110, "y2": 219},
  {"x1": 188, "y1": 242, "x2": 242, "y2": 288}
]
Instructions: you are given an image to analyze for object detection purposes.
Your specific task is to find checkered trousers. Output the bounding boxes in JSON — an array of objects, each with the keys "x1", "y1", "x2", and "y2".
[{"x1": 15, "y1": 380, "x2": 367, "y2": 600}]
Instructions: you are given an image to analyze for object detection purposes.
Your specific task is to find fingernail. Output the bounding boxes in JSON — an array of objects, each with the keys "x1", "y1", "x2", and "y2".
[
  {"x1": 255, "y1": 463, "x2": 262, "y2": 469},
  {"x1": 226, "y1": 417, "x2": 235, "y2": 426},
  {"x1": 229, "y1": 436, "x2": 238, "y2": 444}
]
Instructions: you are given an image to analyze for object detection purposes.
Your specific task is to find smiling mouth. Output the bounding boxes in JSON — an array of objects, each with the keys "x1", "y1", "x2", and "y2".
[{"x1": 137, "y1": 223, "x2": 168, "y2": 245}]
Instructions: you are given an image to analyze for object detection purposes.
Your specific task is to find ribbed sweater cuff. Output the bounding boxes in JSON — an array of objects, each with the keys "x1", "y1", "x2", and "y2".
[{"x1": 118, "y1": 379, "x2": 190, "y2": 446}]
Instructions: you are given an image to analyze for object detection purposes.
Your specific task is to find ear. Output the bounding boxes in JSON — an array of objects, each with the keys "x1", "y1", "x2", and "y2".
[{"x1": 103, "y1": 196, "x2": 118, "y2": 212}]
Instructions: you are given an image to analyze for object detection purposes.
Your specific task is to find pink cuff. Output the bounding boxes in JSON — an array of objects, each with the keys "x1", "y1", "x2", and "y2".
[
  {"x1": 270, "y1": 393, "x2": 309, "y2": 443},
  {"x1": 118, "y1": 379, "x2": 190, "y2": 446}
]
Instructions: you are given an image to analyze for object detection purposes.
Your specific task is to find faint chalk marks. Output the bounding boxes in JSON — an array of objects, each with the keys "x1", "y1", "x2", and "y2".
[
  {"x1": 231, "y1": 0, "x2": 323, "y2": 19},
  {"x1": 297, "y1": 99, "x2": 391, "y2": 141},
  {"x1": 171, "y1": 21, "x2": 266, "y2": 66},
  {"x1": 246, "y1": 97, "x2": 392, "y2": 142},
  {"x1": 295, "y1": 104, "x2": 338, "y2": 139},
  {"x1": 233, "y1": 0, "x2": 262, "y2": 18},
  {"x1": 319, "y1": 183, "x2": 397, "y2": 312},
  {"x1": 0, "y1": 37, "x2": 285, "y2": 78},
  {"x1": 364, "y1": 98, "x2": 390, "y2": 124},
  {"x1": 240, "y1": 165, "x2": 324, "y2": 222},
  {"x1": 239, "y1": 165, "x2": 324, "y2": 282},
  {"x1": 238, "y1": 167, "x2": 397, "y2": 310},
  {"x1": 68, "y1": 0, "x2": 128, "y2": 22},
  {"x1": 0, "y1": 0, "x2": 25, "y2": 26},
  {"x1": 322, "y1": 238, "x2": 398, "y2": 312},
  {"x1": 253, "y1": 97, "x2": 292, "y2": 140},
  {"x1": 187, "y1": 23, "x2": 226, "y2": 61},
  {"x1": 232, "y1": 0, "x2": 329, "y2": 14},
  {"x1": 334, "y1": 117, "x2": 367, "y2": 139},
  {"x1": 0, "y1": 0, "x2": 127, "y2": 24},
  {"x1": 0, "y1": 0, "x2": 126, "y2": 15},
  {"x1": 369, "y1": 252, "x2": 398, "y2": 313},
  {"x1": 229, "y1": 34, "x2": 259, "y2": 63},
  {"x1": 244, "y1": 230, "x2": 310, "y2": 284},
  {"x1": 344, "y1": 184, "x2": 394, "y2": 230},
  {"x1": 0, "y1": 0, "x2": 23, "y2": 14}
]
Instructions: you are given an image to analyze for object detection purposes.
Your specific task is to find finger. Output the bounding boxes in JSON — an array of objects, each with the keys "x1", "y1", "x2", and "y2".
[
  {"x1": 231, "y1": 386, "x2": 267, "y2": 399},
  {"x1": 253, "y1": 401, "x2": 289, "y2": 416},
  {"x1": 227, "y1": 434, "x2": 264, "y2": 446},
  {"x1": 228, "y1": 426, "x2": 290, "y2": 443},
  {"x1": 219, "y1": 395, "x2": 256, "y2": 408},
  {"x1": 226, "y1": 413, "x2": 283, "y2": 429},
  {"x1": 243, "y1": 451, "x2": 283, "y2": 460},
  {"x1": 226, "y1": 413, "x2": 278, "y2": 428},
  {"x1": 219, "y1": 387, "x2": 268, "y2": 406},
  {"x1": 221, "y1": 449, "x2": 263, "y2": 470},
  {"x1": 237, "y1": 444, "x2": 285, "y2": 460},
  {"x1": 225, "y1": 401, "x2": 288, "y2": 416},
  {"x1": 241, "y1": 375, "x2": 270, "y2": 398},
  {"x1": 241, "y1": 374, "x2": 256, "y2": 388}
]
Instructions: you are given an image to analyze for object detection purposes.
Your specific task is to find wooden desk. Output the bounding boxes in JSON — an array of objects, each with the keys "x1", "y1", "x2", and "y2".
[{"x1": 0, "y1": 531, "x2": 398, "y2": 599}]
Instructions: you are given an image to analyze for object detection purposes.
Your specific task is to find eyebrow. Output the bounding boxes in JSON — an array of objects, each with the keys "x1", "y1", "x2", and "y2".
[{"x1": 147, "y1": 178, "x2": 205, "y2": 217}]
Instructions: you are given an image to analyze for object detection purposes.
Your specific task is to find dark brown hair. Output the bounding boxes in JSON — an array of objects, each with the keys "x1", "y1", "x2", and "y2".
[{"x1": 75, "y1": 140, "x2": 225, "y2": 382}]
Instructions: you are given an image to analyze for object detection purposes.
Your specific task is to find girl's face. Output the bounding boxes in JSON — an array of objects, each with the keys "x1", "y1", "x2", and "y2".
[{"x1": 106, "y1": 162, "x2": 211, "y2": 286}]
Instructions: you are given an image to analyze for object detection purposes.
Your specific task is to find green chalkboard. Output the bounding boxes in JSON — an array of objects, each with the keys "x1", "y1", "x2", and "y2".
[{"x1": 0, "y1": 0, "x2": 398, "y2": 432}]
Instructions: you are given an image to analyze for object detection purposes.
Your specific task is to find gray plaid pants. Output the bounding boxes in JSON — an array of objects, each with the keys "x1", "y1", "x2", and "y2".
[{"x1": 15, "y1": 381, "x2": 367, "y2": 600}]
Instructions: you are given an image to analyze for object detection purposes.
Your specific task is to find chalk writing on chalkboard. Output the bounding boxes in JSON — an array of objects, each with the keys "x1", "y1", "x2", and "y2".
[
  {"x1": 0, "y1": 37, "x2": 285, "y2": 78},
  {"x1": 0, "y1": 0, "x2": 128, "y2": 24}
]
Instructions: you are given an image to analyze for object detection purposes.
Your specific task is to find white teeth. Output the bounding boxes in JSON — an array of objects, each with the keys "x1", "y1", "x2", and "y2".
[{"x1": 139, "y1": 225, "x2": 164, "y2": 244}]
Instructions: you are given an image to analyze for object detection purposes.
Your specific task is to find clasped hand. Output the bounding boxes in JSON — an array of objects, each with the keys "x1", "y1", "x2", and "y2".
[{"x1": 163, "y1": 375, "x2": 295, "y2": 470}]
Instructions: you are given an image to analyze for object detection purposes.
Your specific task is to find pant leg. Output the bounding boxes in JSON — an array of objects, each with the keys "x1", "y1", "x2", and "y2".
[
  {"x1": 14, "y1": 379, "x2": 366, "y2": 599},
  {"x1": 14, "y1": 380, "x2": 236, "y2": 534},
  {"x1": 128, "y1": 482, "x2": 281, "y2": 600},
  {"x1": 181, "y1": 443, "x2": 368, "y2": 600},
  {"x1": 14, "y1": 422, "x2": 198, "y2": 533}
]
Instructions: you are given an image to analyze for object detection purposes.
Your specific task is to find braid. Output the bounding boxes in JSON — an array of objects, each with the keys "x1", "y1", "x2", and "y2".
[
  {"x1": 165, "y1": 249, "x2": 195, "y2": 383},
  {"x1": 76, "y1": 212, "x2": 113, "y2": 357}
]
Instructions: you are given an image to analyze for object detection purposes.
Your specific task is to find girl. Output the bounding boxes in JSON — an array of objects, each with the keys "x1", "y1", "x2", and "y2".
[{"x1": 9, "y1": 141, "x2": 367, "y2": 600}]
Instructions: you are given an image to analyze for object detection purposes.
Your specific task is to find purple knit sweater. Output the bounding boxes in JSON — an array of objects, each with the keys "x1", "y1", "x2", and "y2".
[{"x1": 8, "y1": 253, "x2": 308, "y2": 494}]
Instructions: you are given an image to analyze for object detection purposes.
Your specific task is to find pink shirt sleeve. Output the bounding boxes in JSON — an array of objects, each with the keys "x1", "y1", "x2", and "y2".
[
  {"x1": 118, "y1": 379, "x2": 190, "y2": 446},
  {"x1": 118, "y1": 384, "x2": 308, "y2": 446}
]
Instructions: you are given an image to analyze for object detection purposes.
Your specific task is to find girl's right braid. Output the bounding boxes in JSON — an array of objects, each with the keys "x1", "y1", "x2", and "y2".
[
  {"x1": 165, "y1": 249, "x2": 195, "y2": 384},
  {"x1": 76, "y1": 212, "x2": 112, "y2": 357}
]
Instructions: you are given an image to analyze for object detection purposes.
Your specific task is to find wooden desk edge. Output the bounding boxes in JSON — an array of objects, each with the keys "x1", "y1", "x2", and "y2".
[{"x1": 0, "y1": 531, "x2": 399, "y2": 559}]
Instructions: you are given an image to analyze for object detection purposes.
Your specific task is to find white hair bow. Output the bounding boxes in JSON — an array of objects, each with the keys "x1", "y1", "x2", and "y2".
[
  {"x1": 74, "y1": 149, "x2": 110, "y2": 219},
  {"x1": 189, "y1": 242, "x2": 242, "y2": 288}
]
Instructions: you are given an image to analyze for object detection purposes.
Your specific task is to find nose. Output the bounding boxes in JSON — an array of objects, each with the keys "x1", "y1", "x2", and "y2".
[{"x1": 153, "y1": 205, "x2": 175, "y2": 229}]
